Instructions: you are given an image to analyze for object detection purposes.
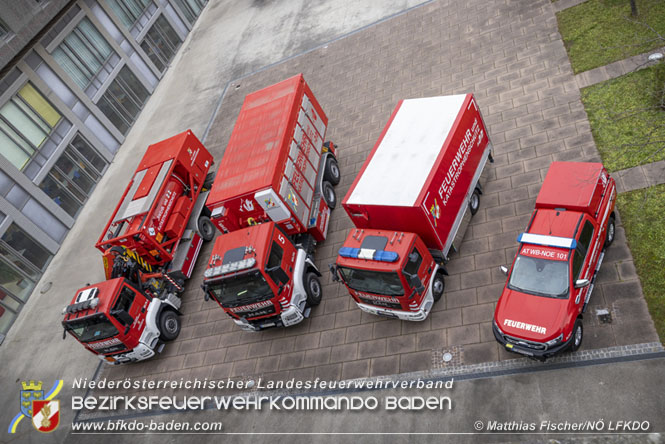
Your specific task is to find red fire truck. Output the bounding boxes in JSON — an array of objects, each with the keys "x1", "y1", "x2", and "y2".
[
  {"x1": 201, "y1": 74, "x2": 340, "y2": 331},
  {"x1": 61, "y1": 131, "x2": 215, "y2": 364},
  {"x1": 493, "y1": 162, "x2": 616, "y2": 360},
  {"x1": 330, "y1": 94, "x2": 493, "y2": 321}
]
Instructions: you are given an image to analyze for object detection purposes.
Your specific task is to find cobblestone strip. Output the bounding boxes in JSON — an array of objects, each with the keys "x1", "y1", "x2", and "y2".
[
  {"x1": 574, "y1": 46, "x2": 665, "y2": 89},
  {"x1": 612, "y1": 159, "x2": 665, "y2": 193}
]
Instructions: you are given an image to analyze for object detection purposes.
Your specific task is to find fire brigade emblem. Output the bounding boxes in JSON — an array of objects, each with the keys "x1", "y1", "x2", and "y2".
[
  {"x1": 19, "y1": 381, "x2": 43, "y2": 417},
  {"x1": 31, "y1": 400, "x2": 59, "y2": 433},
  {"x1": 287, "y1": 191, "x2": 299, "y2": 207},
  {"x1": 429, "y1": 199, "x2": 441, "y2": 227}
]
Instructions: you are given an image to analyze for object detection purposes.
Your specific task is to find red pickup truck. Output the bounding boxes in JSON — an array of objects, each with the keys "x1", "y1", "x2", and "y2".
[{"x1": 493, "y1": 162, "x2": 616, "y2": 360}]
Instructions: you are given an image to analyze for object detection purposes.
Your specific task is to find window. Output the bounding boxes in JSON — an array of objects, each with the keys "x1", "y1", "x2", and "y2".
[
  {"x1": 573, "y1": 220, "x2": 595, "y2": 279},
  {"x1": 172, "y1": 0, "x2": 207, "y2": 23},
  {"x1": 403, "y1": 248, "x2": 422, "y2": 277},
  {"x1": 0, "y1": 19, "x2": 10, "y2": 40},
  {"x1": 1, "y1": 224, "x2": 52, "y2": 271},
  {"x1": 52, "y1": 18, "x2": 114, "y2": 90},
  {"x1": 265, "y1": 241, "x2": 288, "y2": 285},
  {"x1": 108, "y1": 0, "x2": 151, "y2": 28},
  {"x1": 140, "y1": 14, "x2": 182, "y2": 72},
  {"x1": 97, "y1": 65, "x2": 149, "y2": 134},
  {"x1": 114, "y1": 287, "x2": 135, "y2": 312},
  {"x1": 39, "y1": 134, "x2": 107, "y2": 217},
  {"x1": 0, "y1": 83, "x2": 62, "y2": 170}
]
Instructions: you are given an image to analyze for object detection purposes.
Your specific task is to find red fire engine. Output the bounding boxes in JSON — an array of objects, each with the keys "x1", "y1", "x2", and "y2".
[
  {"x1": 201, "y1": 74, "x2": 340, "y2": 331},
  {"x1": 330, "y1": 94, "x2": 493, "y2": 321},
  {"x1": 61, "y1": 131, "x2": 215, "y2": 364},
  {"x1": 493, "y1": 162, "x2": 617, "y2": 360}
]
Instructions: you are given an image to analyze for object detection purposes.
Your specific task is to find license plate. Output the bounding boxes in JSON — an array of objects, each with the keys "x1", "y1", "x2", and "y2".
[
  {"x1": 261, "y1": 322, "x2": 275, "y2": 328},
  {"x1": 379, "y1": 311, "x2": 398, "y2": 319}
]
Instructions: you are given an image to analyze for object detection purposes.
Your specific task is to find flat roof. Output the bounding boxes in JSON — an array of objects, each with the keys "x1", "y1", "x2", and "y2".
[{"x1": 346, "y1": 95, "x2": 466, "y2": 207}]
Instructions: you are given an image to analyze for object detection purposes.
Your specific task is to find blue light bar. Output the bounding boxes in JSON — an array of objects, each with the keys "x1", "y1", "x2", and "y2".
[
  {"x1": 517, "y1": 233, "x2": 577, "y2": 249},
  {"x1": 338, "y1": 247, "x2": 399, "y2": 263}
]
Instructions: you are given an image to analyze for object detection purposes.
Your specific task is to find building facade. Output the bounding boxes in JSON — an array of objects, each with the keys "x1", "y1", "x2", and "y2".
[{"x1": 0, "y1": 0, "x2": 208, "y2": 342}]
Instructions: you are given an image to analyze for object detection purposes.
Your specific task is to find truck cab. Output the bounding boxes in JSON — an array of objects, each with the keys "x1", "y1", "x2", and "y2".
[
  {"x1": 493, "y1": 162, "x2": 616, "y2": 360},
  {"x1": 202, "y1": 222, "x2": 322, "y2": 331},
  {"x1": 62, "y1": 277, "x2": 181, "y2": 364},
  {"x1": 333, "y1": 230, "x2": 444, "y2": 321}
]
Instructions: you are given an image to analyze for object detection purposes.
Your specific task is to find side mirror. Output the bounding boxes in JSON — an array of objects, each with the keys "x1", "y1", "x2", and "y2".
[
  {"x1": 329, "y1": 264, "x2": 340, "y2": 282},
  {"x1": 574, "y1": 279, "x2": 590, "y2": 289},
  {"x1": 201, "y1": 284, "x2": 210, "y2": 301},
  {"x1": 500, "y1": 266, "x2": 508, "y2": 276},
  {"x1": 277, "y1": 283, "x2": 284, "y2": 295},
  {"x1": 62, "y1": 328, "x2": 67, "y2": 340},
  {"x1": 111, "y1": 309, "x2": 134, "y2": 326},
  {"x1": 408, "y1": 274, "x2": 425, "y2": 294},
  {"x1": 267, "y1": 266, "x2": 289, "y2": 285}
]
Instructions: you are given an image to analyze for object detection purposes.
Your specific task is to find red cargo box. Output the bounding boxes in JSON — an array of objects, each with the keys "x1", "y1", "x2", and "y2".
[
  {"x1": 536, "y1": 162, "x2": 610, "y2": 217},
  {"x1": 96, "y1": 130, "x2": 213, "y2": 266},
  {"x1": 342, "y1": 94, "x2": 491, "y2": 252},
  {"x1": 207, "y1": 74, "x2": 328, "y2": 235}
]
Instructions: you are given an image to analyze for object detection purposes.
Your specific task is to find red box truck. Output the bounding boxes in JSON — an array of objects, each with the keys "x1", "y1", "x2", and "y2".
[
  {"x1": 201, "y1": 74, "x2": 340, "y2": 331},
  {"x1": 330, "y1": 94, "x2": 493, "y2": 321}
]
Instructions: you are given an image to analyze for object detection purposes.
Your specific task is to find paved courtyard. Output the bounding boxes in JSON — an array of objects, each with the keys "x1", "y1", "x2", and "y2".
[{"x1": 96, "y1": 0, "x2": 659, "y2": 387}]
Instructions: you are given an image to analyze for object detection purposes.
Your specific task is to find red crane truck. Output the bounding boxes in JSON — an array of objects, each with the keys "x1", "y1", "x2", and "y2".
[
  {"x1": 61, "y1": 131, "x2": 215, "y2": 364},
  {"x1": 201, "y1": 74, "x2": 340, "y2": 331},
  {"x1": 330, "y1": 94, "x2": 493, "y2": 321},
  {"x1": 493, "y1": 161, "x2": 616, "y2": 360}
]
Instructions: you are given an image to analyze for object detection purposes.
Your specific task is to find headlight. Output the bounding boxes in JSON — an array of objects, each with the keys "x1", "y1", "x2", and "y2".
[{"x1": 545, "y1": 333, "x2": 563, "y2": 347}]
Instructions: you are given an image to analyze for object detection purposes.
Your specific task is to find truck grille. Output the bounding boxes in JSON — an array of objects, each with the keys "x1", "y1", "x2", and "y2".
[
  {"x1": 358, "y1": 297, "x2": 402, "y2": 310},
  {"x1": 503, "y1": 333, "x2": 547, "y2": 351},
  {"x1": 101, "y1": 344, "x2": 128, "y2": 355},
  {"x1": 238, "y1": 303, "x2": 276, "y2": 319}
]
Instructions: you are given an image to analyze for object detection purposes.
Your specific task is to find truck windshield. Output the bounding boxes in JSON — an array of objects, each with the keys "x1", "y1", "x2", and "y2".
[
  {"x1": 508, "y1": 255, "x2": 569, "y2": 298},
  {"x1": 207, "y1": 271, "x2": 273, "y2": 307},
  {"x1": 338, "y1": 266, "x2": 404, "y2": 296},
  {"x1": 65, "y1": 314, "x2": 119, "y2": 343}
]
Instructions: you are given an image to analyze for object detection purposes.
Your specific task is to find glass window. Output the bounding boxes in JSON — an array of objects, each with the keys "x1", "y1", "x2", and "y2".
[
  {"x1": 508, "y1": 255, "x2": 569, "y2": 298},
  {"x1": 172, "y1": 0, "x2": 207, "y2": 23},
  {"x1": 39, "y1": 134, "x2": 107, "y2": 217},
  {"x1": 108, "y1": 0, "x2": 151, "y2": 28},
  {"x1": 113, "y1": 286, "x2": 135, "y2": 313},
  {"x1": 0, "y1": 305, "x2": 18, "y2": 335},
  {"x1": 338, "y1": 266, "x2": 404, "y2": 296},
  {"x1": 1, "y1": 224, "x2": 52, "y2": 270},
  {"x1": 97, "y1": 65, "x2": 149, "y2": 134},
  {"x1": 403, "y1": 248, "x2": 422, "y2": 277},
  {"x1": 140, "y1": 14, "x2": 181, "y2": 72},
  {"x1": 265, "y1": 241, "x2": 283, "y2": 284},
  {"x1": 0, "y1": 83, "x2": 62, "y2": 170},
  {"x1": 52, "y1": 17, "x2": 114, "y2": 90},
  {"x1": 572, "y1": 249, "x2": 584, "y2": 280},
  {"x1": 0, "y1": 256, "x2": 36, "y2": 302},
  {"x1": 65, "y1": 313, "x2": 119, "y2": 342},
  {"x1": 0, "y1": 19, "x2": 10, "y2": 39},
  {"x1": 577, "y1": 220, "x2": 594, "y2": 254}
]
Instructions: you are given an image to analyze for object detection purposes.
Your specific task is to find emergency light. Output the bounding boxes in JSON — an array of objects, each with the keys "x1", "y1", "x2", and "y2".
[
  {"x1": 338, "y1": 247, "x2": 399, "y2": 262},
  {"x1": 517, "y1": 233, "x2": 577, "y2": 250},
  {"x1": 204, "y1": 257, "x2": 256, "y2": 278}
]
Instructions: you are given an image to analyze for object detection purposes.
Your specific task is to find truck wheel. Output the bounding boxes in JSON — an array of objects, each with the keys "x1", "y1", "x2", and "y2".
[
  {"x1": 159, "y1": 309, "x2": 181, "y2": 341},
  {"x1": 305, "y1": 272, "x2": 322, "y2": 306},
  {"x1": 322, "y1": 181, "x2": 336, "y2": 209},
  {"x1": 197, "y1": 216, "x2": 215, "y2": 242},
  {"x1": 570, "y1": 319, "x2": 583, "y2": 352},
  {"x1": 432, "y1": 274, "x2": 445, "y2": 302},
  {"x1": 323, "y1": 157, "x2": 341, "y2": 186},
  {"x1": 469, "y1": 189, "x2": 480, "y2": 215},
  {"x1": 604, "y1": 216, "x2": 615, "y2": 248}
]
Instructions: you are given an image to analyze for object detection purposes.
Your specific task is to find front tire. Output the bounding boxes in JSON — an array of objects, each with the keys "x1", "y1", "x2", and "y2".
[
  {"x1": 432, "y1": 274, "x2": 445, "y2": 302},
  {"x1": 604, "y1": 216, "x2": 615, "y2": 248},
  {"x1": 159, "y1": 309, "x2": 181, "y2": 341},
  {"x1": 322, "y1": 181, "x2": 336, "y2": 209},
  {"x1": 570, "y1": 319, "x2": 583, "y2": 352},
  {"x1": 305, "y1": 272, "x2": 322, "y2": 306}
]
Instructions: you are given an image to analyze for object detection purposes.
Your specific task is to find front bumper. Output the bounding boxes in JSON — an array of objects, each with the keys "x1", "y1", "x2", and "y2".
[
  {"x1": 355, "y1": 292, "x2": 434, "y2": 322},
  {"x1": 99, "y1": 342, "x2": 156, "y2": 365},
  {"x1": 493, "y1": 323, "x2": 573, "y2": 360},
  {"x1": 233, "y1": 306, "x2": 305, "y2": 332}
]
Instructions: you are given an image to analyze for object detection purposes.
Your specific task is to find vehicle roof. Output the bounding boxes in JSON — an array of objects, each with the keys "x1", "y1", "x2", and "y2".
[
  {"x1": 536, "y1": 162, "x2": 604, "y2": 213},
  {"x1": 207, "y1": 75, "x2": 303, "y2": 204},
  {"x1": 345, "y1": 95, "x2": 468, "y2": 207},
  {"x1": 337, "y1": 229, "x2": 417, "y2": 272},
  {"x1": 64, "y1": 278, "x2": 124, "y2": 322},
  {"x1": 527, "y1": 208, "x2": 582, "y2": 239},
  {"x1": 205, "y1": 222, "x2": 274, "y2": 277}
]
